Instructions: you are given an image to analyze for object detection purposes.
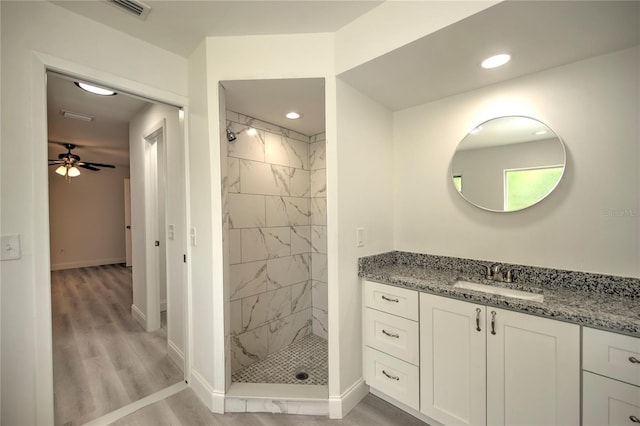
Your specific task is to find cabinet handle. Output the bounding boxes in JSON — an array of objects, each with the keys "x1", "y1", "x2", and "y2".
[
  {"x1": 490, "y1": 311, "x2": 497, "y2": 335},
  {"x1": 382, "y1": 329, "x2": 400, "y2": 338},
  {"x1": 382, "y1": 370, "x2": 400, "y2": 381},
  {"x1": 381, "y1": 295, "x2": 399, "y2": 303},
  {"x1": 475, "y1": 308, "x2": 482, "y2": 332},
  {"x1": 630, "y1": 416, "x2": 640, "y2": 423},
  {"x1": 629, "y1": 357, "x2": 640, "y2": 364}
]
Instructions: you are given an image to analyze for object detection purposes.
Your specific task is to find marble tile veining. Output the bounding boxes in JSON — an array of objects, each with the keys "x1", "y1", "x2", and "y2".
[{"x1": 359, "y1": 251, "x2": 640, "y2": 337}]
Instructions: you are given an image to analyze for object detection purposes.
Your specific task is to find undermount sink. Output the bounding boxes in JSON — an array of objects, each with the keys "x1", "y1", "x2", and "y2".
[{"x1": 453, "y1": 280, "x2": 544, "y2": 302}]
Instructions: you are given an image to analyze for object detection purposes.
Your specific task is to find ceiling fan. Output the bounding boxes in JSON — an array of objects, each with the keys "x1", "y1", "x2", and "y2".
[{"x1": 48, "y1": 143, "x2": 115, "y2": 179}]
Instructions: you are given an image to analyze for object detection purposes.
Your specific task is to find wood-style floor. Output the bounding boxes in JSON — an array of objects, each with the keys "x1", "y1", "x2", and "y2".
[
  {"x1": 51, "y1": 265, "x2": 183, "y2": 426},
  {"x1": 108, "y1": 388, "x2": 428, "y2": 425}
]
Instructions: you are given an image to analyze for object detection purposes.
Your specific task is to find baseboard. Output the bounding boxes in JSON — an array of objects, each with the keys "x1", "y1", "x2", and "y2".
[
  {"x1": 328, "y1": 377, "x2": 368, "y2": 419},
  {"x1": 50, "y1": 257, "x2": 126, "y2": 271},
  {"x1": 190, "y1": 369, "x2": 225, "y2": 414},
  {"x1": 167, "y1": 339, "x2": 184, "y2": 373},
  {"x1": 131, "y1": 304, "x2": 146, "y2": 329},
  {"x1": 370, "y1": 388, "x2": 441, "y2": 425},
  {"x1": 225, "y1": 383, "x2": 328, "y2": 415}
]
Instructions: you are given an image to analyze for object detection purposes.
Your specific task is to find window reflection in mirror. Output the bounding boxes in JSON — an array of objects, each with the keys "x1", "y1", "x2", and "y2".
[{"x1": 451, "y1": 116, "x2": 566, "y2": 212}]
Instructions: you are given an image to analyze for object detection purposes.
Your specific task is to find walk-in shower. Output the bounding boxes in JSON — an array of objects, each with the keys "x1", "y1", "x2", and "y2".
[{"x1": 221, "y1": 78, "x2": 327, "y2": 388}]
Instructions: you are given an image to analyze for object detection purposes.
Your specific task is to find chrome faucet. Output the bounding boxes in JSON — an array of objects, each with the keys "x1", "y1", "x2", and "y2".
[{"x1": 481, "y1": 263, "x2": 514, "y2": 283}]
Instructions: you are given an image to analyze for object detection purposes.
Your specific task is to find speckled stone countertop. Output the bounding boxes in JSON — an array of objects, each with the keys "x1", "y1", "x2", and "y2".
[{"x1": 359, "y1": 251, "x2": 640, "y2": 337}]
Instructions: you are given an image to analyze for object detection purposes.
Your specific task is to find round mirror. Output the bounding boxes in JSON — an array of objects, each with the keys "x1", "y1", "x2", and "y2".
[{"x1": 451, "y1": 116, "x2": 566, "y2": 212}]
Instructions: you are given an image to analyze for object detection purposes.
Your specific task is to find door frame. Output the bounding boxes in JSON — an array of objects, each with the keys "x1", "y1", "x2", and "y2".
[
  {"x1": 31, "y1": 51, "x2": 192, "y2": 425},
  {"x1": 142, "y1": 120, "x2": 166, "y2": 332}
]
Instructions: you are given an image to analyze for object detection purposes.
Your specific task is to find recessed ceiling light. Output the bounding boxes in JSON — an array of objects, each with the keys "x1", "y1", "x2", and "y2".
[
  {"x1": 481, "y1": 53, "x2": 511, "y2": 69},
  {"x1": 285, "y1": 112, "x2": 300, "y2": 120},
  {"x1": 534, "y1": 130, "x2": 548, "y2": 135},
  {"x1": 75, "y1": 82, "x2": 117, "y2": 96}
]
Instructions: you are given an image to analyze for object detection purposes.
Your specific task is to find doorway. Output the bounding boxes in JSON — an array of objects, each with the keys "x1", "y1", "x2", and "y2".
[{"x1": 46, "y1": 71, "x2": 187, "y2": 424}]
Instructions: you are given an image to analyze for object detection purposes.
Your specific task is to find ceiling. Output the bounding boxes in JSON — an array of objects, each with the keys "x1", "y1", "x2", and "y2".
[
  {"x1": 223, "y1": 79, "x2": 325, "y2": 136},
  {"x1": 339, "y1": 1, "x2": 640, "y2": 111},
  {"x1": 47, "y1": 73, "x2": 150, "y2": 167},
  {"x1": 51, "y1": 0, "x2": 383, "y2": 58},
  {"x1": 46, "y1": 1, "x2": 639, "y2": 164}
]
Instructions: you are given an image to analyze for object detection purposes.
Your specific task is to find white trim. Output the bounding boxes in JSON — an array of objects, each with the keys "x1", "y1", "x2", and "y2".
[
  {"x1": 50, "y1": 257, "x2": 126, "y2": 271},
  {"x1": 189, "y1": 368, "x2": 225, "y2": 414},
  {"x1": 370, "y1": 388, "x2": 442, "y2": 425},
  {"x1": 131, "y1": 304, "x2": 146, "y2": 328},
  {"x1": 83, "y1": 381, "x2": 188, "y2": 426},
  {"x1": 167, "y1": 339, "x2": 184, "y2": 373},
  {"x1": 328, "y1": 377, "x2": 368, "y2": 419},
  {"x1": 32, "y1": 51, "x2": 190, "y2": 426}
]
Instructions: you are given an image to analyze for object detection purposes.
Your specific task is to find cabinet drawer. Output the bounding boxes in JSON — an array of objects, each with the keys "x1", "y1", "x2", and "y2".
[
  {"x1": 364, "y1": 280, "x2": 418, "y2": 321},
  {"x1": 364, "y1": 347, "x2": 419, "y2": 411},
  {"x1": 583, "y1": 371, "x2": 640, "y2": 426},
  {"x1": 583, "y1": 327, "x2": 640, "y2": 386},
  {"x1": 364, "y1": 308, "x2": 419, "y2": 365}
]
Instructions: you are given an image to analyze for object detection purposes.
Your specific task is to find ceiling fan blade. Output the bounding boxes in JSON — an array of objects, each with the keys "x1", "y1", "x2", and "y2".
[
  {"x1": 78, "y1": 164, "x2": 100, "y2": 171},
  {"x1": 82, "y1": 162, "x2": 116, "y2": 168}
]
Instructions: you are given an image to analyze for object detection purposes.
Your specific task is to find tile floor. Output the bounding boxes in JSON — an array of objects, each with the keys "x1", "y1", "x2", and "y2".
[{"x1": 232, "y1": 334, "x2": 327, "y2": 385}]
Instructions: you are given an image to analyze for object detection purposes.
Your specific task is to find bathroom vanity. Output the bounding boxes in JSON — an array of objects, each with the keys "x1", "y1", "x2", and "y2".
[{"x1": 360, "y1": 251, "x2": 640, "y2": 426}]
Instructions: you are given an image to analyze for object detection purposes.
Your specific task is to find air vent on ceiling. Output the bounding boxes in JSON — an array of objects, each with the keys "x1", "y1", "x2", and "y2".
[{"x1": 107, "y1": 0, "x2": 151, "y2": 20}]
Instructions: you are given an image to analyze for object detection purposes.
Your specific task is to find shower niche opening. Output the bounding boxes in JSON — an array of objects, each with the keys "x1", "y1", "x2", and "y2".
[{"x1": 222, "y1": 78, "x2": 328, "y2": 387}]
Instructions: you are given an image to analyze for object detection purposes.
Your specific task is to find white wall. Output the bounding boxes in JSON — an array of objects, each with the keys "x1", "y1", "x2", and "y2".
[
  {"x1": 393, "y1": 46, "x2": 639, "y2": 278},
  {"x1": 0, "y1": 2, "x2": 188, "y2": 424},
  {"x1": 129, "y1": 102, "x2": 185, "y2": 367},
  {"x1": 334, "y1": 79, "x2": 394, "y2": 407},
  {"x1": 48, "y1": 162, "x2": 130, "y2": 270},
  {"x1": 187, "y1": 32, "x2": 336, "y2": 413},
  {"x1": 335, "y1": 0, "x2": 499, "y2": 74}
]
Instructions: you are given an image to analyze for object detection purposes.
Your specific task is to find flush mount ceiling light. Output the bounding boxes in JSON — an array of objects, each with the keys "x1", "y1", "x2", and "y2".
[
  {"x1": 61, "y1": 110, "x2": 94, "y2": 122},
  {"x1": 75, "y1": 82, "x2": 117, "y2": 96},
  {"x1": 285, "y1": 112, "x2": 301, "y2": 120},
  {"x1": 481, "y1": 53, "x2": 511, "y2": 69}
]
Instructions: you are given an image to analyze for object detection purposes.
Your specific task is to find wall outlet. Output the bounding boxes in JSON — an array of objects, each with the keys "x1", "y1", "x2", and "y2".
[
  {"x1": 356, "y1": 227, "x2": 365, "y2": 247},
  {"x1": 1, "y1": 234, "x2": 21, "y2": 261}
]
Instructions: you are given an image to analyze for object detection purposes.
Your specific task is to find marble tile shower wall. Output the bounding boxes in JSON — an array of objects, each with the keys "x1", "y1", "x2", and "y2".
[{"x1": 226, "y1": 111, "x2": 327, "y2": 373}]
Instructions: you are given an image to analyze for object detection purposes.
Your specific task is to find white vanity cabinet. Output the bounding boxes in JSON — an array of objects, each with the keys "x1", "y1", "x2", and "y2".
[
  {"x1": 362, "y1": 280, "x2": 420, "y2": 410},
  {"x1": 582, "y1": 327, "x2": 640, "y2": 426},
  {"x1": 419, "y1": 293, "x2": 580, "y2": 426}
]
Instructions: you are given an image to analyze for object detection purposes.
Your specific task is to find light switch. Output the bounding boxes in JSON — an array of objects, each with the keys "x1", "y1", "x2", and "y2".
[
  {"x1": 1, "y1": 234, "x2": 21, "y2": 261},
  {"x1": 356, "y1": 227, "x2": 365, "y2": 247},
  {"x1": 191, "y1": 227, "x2": 197, "y2": 246},
  {"x1": 168, "y1": 224, "x2": 175, "y2": 240}
]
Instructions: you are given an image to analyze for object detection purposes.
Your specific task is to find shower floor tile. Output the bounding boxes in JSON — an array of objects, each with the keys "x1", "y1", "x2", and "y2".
[{"x1": 232, "y1": 334, "x2": 328, "y2": 385}]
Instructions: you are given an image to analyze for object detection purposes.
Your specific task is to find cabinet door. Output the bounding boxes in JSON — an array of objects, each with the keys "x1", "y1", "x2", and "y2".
[
  {"x1": 486, "y1": 308, "x2": 579, "y2": 426},
  {"x1": 420, "y1": 293, "x2": 486, "y2": 426},
  {"x1": 583, "y1": 371, "x2": 640, "y2": 426}
]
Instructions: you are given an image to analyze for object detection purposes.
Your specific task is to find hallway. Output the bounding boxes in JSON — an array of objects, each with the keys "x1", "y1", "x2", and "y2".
[{"x1": 51, "y1": 265, "x2": 183, "y2": 425}]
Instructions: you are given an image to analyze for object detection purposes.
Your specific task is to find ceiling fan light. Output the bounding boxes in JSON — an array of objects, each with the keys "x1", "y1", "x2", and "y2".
[
  {"x1": 55, "y1": 165, "x2": 68, "y2": 176},
  {"x1": 67, "y1": 166, "x2": 81, "y2": 177}
]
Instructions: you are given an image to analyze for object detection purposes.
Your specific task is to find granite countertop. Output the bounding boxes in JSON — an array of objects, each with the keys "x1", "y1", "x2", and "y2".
[{"x1": 359, "y1": 252, "x2": 640, "y2": 338}]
